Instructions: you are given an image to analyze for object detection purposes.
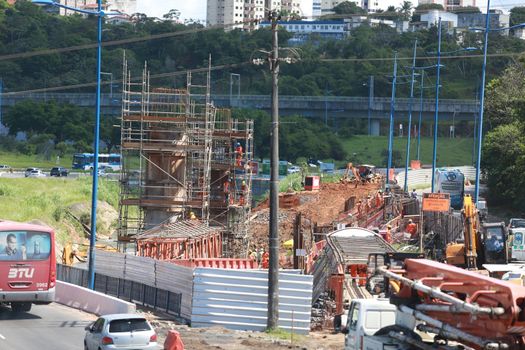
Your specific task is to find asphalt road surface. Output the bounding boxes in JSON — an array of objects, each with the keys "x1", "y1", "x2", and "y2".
[{"x1": 0, "y1": 303, "x2": 97, "y2": 350}]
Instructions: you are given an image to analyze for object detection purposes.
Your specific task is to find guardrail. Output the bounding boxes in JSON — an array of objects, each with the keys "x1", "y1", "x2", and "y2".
[{"x1": 57, "y1": 264, "x2": 182, "y2": 317}]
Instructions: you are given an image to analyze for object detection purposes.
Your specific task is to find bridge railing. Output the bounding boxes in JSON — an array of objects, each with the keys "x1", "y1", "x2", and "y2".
[{"x1": 1, "y1": 92, "x2": 479, "y2": 107}]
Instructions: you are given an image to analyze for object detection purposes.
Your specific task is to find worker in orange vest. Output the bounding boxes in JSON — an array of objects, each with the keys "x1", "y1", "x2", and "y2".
[
  {"x1": 385, "y1": 225, "x2": 392, "y2": 243},
  {"x1": 262, "y1": 251, "x2": 269, "y2": 268},
  {"x1": 235, "y1": 142, "x2": 243, "y2": 167},
  {"x1": 223, "y1": 176, "x2": 230, "y2": 204},
  {"x1": 406, "y1": 219, "x2": 418, "y2": 240},
  {"x1": 239, "y1": 180, "x2": 247, "y2": 205}
]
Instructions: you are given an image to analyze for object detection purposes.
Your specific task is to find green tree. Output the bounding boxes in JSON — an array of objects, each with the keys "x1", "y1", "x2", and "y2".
[
  {"x1": 510, "y1": 7, "x2": 525, "y2": 27},
  {"x1": 333, "y1": 1, "x2": 366, "y2": 15},
  {"x1": 398, "y1": 1, "x2": 413, "y2": 20},
  {"x1": 483, "y1": 59, "x2": 525, "y2": 207}
]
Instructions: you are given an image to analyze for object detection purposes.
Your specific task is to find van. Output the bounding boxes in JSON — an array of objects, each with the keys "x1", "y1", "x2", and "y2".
[{"x1": 342, "y1": 299, "x2": 397, "y2": 350}]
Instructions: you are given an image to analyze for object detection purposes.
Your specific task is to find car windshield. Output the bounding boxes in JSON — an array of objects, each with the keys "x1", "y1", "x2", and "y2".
[
  {"x1": 512, "y1": 220, "x2": 525, "y2": 228},
  {"x1": 109, "y1": 318, "x2": 151, "y2": 333}
]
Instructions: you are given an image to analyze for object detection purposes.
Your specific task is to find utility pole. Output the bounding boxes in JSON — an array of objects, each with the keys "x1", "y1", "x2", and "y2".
[
  {"x1": 386, "y1": 52, "x2": 398, "y2": 187},
  {"x1": 268, "y1": 9, "x2": 280, "y2": 331},
  {"x1": 368, "y1": 75, "x2": 374, "y2": 136},
  {"x1": 416, "y1": 71, "x2": 424, "y2": 161},
  {"x1": 474, "y1": 1, "x2": 491, "y2": 204},
  {"x1": 404, "y1": 40, "x2": 418, "y2": 193},
  {"x1": 431, "y1": 17, "x2": 442, "y2": 193}
]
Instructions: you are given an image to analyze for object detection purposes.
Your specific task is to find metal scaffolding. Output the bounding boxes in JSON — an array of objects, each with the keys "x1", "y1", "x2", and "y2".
[{"x1": 117, "y1": 58, "x2": 254, "y2": 256}]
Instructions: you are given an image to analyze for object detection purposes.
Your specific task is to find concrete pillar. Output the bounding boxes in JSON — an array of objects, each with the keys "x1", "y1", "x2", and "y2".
[{"x1": 370, "y1": 119, "x2": 381, "y2": 136}]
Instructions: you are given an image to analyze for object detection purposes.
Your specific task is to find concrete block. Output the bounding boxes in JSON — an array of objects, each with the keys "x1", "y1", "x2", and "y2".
[{"x1": 55, "y1": 280, "x2": 136, "y2": 315}]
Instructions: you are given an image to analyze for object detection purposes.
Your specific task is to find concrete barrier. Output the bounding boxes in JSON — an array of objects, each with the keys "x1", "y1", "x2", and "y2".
[{"x1": 55, "y1": 280, "x2": 136, "y2": 315}]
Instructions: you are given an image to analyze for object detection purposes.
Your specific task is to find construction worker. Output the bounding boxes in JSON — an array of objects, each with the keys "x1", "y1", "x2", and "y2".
[
  {"x1": 406, "y1": 219, "x2": 418, "y2": 240},
  {"x1": 235, "y1": 142, "x2": 243, "y2": 167},
  {"x1": 262, "y1": 251, "x2": 269, "y2": 269},
  {"x1": 375, "y1": 190, "x2": 383, "y2": 208},
  {"x1": 223, "y1": 175, "x2": 230, "y2": 204},
  {"x1": 385, "y1": 225, "x2": 392, "y2": 243},
  {"x1": 189, "y1": 211, "x2": 197, "y2": 220},
  {"x1": 239, "y1": 180, "x2": 247, "y2": 205}
]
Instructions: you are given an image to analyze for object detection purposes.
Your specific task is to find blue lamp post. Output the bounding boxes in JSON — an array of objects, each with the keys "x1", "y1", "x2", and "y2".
[
  {"x1": 386, "y1": 52, "x2": 398, "y2": 187},
  {"x1": 430, "y1": 17, "x2": 442, "y2": 193},
  {"x1": 470, "y1": 2, "x2": 525, "y2": 204},
  {"x1": 403, "y1": 40, "x2": 418, "y2": 193},
  {"x1": 32, "y1": 0, "x2": 105, "y2": 290}
]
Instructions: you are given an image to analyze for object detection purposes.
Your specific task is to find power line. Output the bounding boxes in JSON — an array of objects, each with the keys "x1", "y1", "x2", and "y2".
[
  {"x1": 0, "y1": 17, "x2": 261, "y2": 62},
  {"x1": 3, "y1": 50, "x2": 523, "y2": 95}
]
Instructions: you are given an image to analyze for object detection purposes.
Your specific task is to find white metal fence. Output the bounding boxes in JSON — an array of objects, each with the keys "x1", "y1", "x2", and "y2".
[
  {"x1": 191, "y1": 268, "x2": 314, "y2": 334},
  {"x1": 396, "y1": 166, "x2": 476, "y2": 189}
]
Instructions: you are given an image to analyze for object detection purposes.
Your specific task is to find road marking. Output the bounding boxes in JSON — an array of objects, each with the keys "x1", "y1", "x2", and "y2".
[{"x1": 0, "y1": 333, "x2": 6, "y2": 340}]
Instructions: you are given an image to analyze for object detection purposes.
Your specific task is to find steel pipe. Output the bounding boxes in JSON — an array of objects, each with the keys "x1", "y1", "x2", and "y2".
[
  {"x1": 379, "y1": 267, "x2": 505, "y2": 316},
  {"x1": 400, "y1": 305, "x2": 509, "y2": 349}
]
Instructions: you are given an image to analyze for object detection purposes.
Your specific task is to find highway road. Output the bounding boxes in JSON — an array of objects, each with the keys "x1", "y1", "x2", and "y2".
[{"x1": 0, "y1": 303, "x2": 96, "y2": 350}]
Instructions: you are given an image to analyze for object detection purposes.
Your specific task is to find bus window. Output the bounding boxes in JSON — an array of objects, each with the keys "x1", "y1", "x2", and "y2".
[{"x1": 0, "y1": 231, "x2": 51, "y2": 261}]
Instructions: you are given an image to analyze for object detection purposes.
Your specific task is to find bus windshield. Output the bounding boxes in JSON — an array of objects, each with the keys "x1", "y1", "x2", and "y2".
[{"x1": 0, "y1": 231, "x2": 51, "y2": 261}]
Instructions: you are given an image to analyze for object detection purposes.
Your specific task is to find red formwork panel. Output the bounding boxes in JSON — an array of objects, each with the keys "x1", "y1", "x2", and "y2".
[{"x1": 171, "y1": 258, "x2": 258, "y2": 269}]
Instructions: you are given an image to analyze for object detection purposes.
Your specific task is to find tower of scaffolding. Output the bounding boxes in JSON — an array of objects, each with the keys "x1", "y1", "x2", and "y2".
[{"x1": 117, "y1": 59, "x2": 254, "y2": 257}]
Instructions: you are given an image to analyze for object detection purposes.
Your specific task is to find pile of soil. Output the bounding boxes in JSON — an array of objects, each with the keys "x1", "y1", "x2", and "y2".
[{"x1": 248, "y1": 181, "x2": 381, "y2": 252}]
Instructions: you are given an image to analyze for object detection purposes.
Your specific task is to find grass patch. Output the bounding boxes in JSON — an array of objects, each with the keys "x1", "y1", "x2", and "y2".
[
  {"x1": 341, "y1": 135, "x2": 474, "y2": 168},
  {"x1": 0, "y1": 151, "x2": 73, "y2": 171},
  {"x1": 0, "y1": 177, "x2": 119, "y2": 245},
  {"x1": 265, "y1": 328, "x2": 305, "y2": 342}
]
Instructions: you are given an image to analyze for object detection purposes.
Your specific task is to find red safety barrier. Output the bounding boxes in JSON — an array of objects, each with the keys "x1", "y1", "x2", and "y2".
[
  {"x1": 164, "y1": 330, "x2": 185, "y2": 350},
  {"x1": 171, "y1": 258, "x2": 258, "y2": 269}
]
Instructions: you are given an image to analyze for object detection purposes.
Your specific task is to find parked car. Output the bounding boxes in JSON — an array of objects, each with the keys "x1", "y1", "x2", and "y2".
[
  {"x1": 84, "y1": 313, "x2": 158, "y2": 350},
  {"x1": 27, "y1": 169, "x2": 46, "y2": 178},
  {"x1": 509, "y1": 218, "x2": 525, "y2": 230},
  {"x1": 50, "y1": 166, "x2": 69, "y2": 177},
  {"x1": 24, "y1": 167, "x2": 40, "y2": 177},
  {"x1": 287, "y1": 165, "x2": 301, "y2": 174}
]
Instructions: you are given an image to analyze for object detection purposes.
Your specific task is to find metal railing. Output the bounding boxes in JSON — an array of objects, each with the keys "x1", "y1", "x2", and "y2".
[{"x1": 57, "y1": 263, "x2": 182, "y2": 317}]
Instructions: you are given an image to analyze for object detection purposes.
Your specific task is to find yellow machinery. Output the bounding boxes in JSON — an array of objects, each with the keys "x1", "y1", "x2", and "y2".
[{"x1": 446, "y1": 194, "x2": 479, "y2": 269}]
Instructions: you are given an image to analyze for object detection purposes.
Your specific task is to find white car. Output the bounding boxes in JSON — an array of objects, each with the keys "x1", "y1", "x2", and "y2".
[
  {"x1": 84, "y1": 313, "x2": 158, "y2": 350},
  {"x1": 27, "y1": 169, "x2": 46, "y2": 178},
  {"x1": 287, "y1": 165, "x2": 301, "y2": 174},
  {"x1": 24, "y1": 167, "x2": 40, "y2": 177}
]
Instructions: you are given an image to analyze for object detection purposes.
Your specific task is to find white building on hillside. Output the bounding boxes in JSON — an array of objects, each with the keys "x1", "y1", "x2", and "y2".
[
  {"x1": 207, "y1": 0, "x2": 312, "y2": 30},
  {"x1": 418, "y1": 0, "x2": 476, "y2": 12},
  {"x1": 107, "y1": 0, "x2": 137, "y2": 16},
  {"x1": 420, "y1": 9, "x2": 458, "y2": 29}
]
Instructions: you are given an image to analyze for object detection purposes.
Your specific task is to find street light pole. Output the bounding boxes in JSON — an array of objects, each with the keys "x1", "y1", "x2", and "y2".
[
  {"x1": 416, "y1": 70, "x2": 424, "y2": 161},
  {"x1": 268, "y1": 10, "x2": 280, "y2": 331},
  {"x1": 229, "y1": 73, "x2": 240, "y2": 106},
  {"x1": 386, "y1": 52, "x2": 398, "y2": 187},
  {"x1": 474, "y1": 0, "x2": 491, "y2": 204},
  {"x1": 404, "y1": 39, "x2": 418, "y2": 193},
  {"x1": 32, "y1": 0, "x2": 107, "y2": 291},
  {"x1": 431, "y1": 17, "x2": 442, "y2": 193},
  {"x1": 101, "y1": 72, "x2": 113, "y2": 99},
  {"x1": 368, "y1": 75, "x2": 374, "y2": 136},
  {"x1": 87, "y1": 0, "x2": 103, "y2": 290}
]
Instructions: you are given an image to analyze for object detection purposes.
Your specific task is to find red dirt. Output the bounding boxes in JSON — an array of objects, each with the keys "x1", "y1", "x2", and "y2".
[{"x1": 249, "y1": 181, "x2": 381, "y2": 251}]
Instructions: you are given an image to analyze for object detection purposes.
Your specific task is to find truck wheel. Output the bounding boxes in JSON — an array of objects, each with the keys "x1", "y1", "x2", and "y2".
[
  {"x1": 374, "y1": 325, "x2": 422, "y2": 342},
  {"x1": 11, "y1": 302, "x2": 31, "y2": 313},
  {"x1": 333, "y1": 314, "x2": 342, "y2": 332}
]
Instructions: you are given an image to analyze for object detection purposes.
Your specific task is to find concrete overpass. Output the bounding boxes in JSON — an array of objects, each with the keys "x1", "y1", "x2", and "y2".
[{"x1": 1, "y1": 93, "x2": 478, "y2": 135}]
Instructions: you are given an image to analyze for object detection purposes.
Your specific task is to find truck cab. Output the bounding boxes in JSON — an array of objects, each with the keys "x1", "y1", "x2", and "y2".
[
  {"x1": 481, "y1": 222, "x2": 508, "y2": 265},
  {"x1": 342, "y1": 299, "x2": 397, "y2": 350}
]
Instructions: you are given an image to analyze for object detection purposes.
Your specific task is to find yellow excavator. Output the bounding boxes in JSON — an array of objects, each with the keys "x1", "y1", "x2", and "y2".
[{"x1": 446, "y1": 194, "x2": 508, "y2": 269}]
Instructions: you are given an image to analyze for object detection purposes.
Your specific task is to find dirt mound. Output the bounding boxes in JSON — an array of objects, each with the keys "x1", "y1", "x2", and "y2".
[
  {"x1": 68, "y1": 201, "x2": 118, "y2": 240},
  {"x1": 248, "y1": 181, "x2": 381, "y2": 251}
]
